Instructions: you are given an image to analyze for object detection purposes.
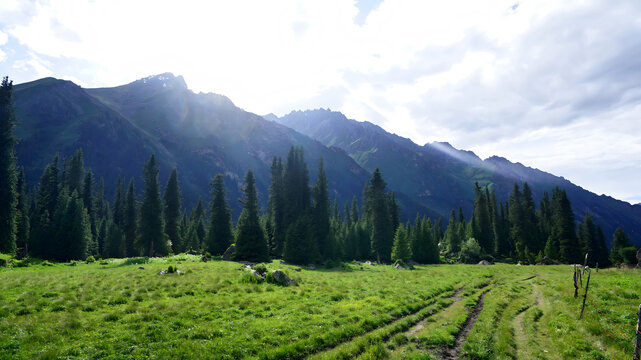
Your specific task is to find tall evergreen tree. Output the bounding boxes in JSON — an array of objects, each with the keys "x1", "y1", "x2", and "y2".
[
  {"x1": 610, "y1": 227, "x2": 632, "y2": 265},
  {"x1": 206, "y1": 174, "x2": 233, "y2": 256},
  {"x1": 51, "y1": 191, "x2": 91, "y2": 261},
  {"x1": 594, "y1": 225, "x2": 610, "y2": 267},
  {"x1": 136, "y1": 155, "x2": 166, "y2": 256},
  {"x1": 471, "y1": 183, "x2": 493, "y2": 254},
  {"x1": 234, "y1": 170, "x2": 269, "y2": 262},
  {"x1": 391, "y1": 224, "x2": 412, "y2": 262},
  {"x1": 312, "y1": 158, "x2": 332, "y2": 259},
  {"x1": 0, "y1": 77, "x2": 18, "y2": 254},
  {"x1": 351, "y1": 196, "x2": 360, "y2": 224},
  {"x1": 365, "y1": 168, "x2": 393, "y2": 263},
  {"x1": 112, "y1": 177, "x2": 125, "y2": 228},
  {"x1": 550, "y1": 187, "x2": 580, "y2": 263},
  {"x1": 65, "y1": 149, "x2": 85, "y2": 195},
  {"x1": 123, "y1": 178, "x2": 137, "y2": 257},
  {"x1": 267, "y1": 157, "x2": 286, "y2": 257},
  {"x1": 15, "y1": 168, "x2": 29, "y2": 257},
  {"x1": 104, "y1": 220, "x2": 124, "y2": 259},
  {"x1": 579, "y1": 213, "x2": 598, "y2": 266},
  {"x1": 163, "y1": 168, "x2": 182, "y2": 253},
  {"x1": 283, "y1": 146, "x2": 310, "y2": 231}
]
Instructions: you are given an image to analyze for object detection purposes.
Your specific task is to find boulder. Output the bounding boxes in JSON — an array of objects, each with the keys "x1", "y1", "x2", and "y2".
[
  {"x1": 365, "y1": 261, "x2": 375, "y2": 266},
  {"x1": 280, "y1": 260, "x2": 286, "y2": 264},
  {"x1": 477, "y1": 260, "x2": 492, "y2": 266},
  {"x1": 200, "y1": 255, "x2": 208, "y2": 262},
  {"x1": 271, "y1": 270, "x2": 298, "y2": 286},
  {"x1": 138, "y1": 266, "x2": 145, "y2": 270},
  {"x1": 223, "y1": 244, "x2": 236, "y2": 261},
  {"x1": 308, "y1": 264, "x2": 316, "y2": 270},
  {"x1": 393, "y1": 259, "x2": 414, "y2": 270}
]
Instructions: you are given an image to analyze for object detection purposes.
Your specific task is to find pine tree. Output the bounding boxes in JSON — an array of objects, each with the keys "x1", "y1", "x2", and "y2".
[
  {"x1": 51, "y1": 191, "x2": 91, "y2": 261},
  {"x1": 190, "y1": 199, "x2": 206, "y2": 248},
  {"x1": 610, "y1": 227, "x2": 631, "y2": 265},
  {"x1": 112, "y1": 177, "x2": 125, "y2": 228},
  {"x1": 594, "y1": 225, "x2": 610, "y2": 267},
  {"x1": 521, "y1": 183, "x2": 540, "y2": 254},
  {"x1": 267, "y1": 157, "x2": 286, "y2": 257},
  {"x1": 579, "y1": 213, "x2": 598, "y2": 266},
  {"x1": 163, "y1": 168, "x2": 182, "y2": 253},
  {"x1": 123, "y1": 178, "x2": 137, "y2": 257},
  {"x1": 550, "y1": 187, "x2": 580, "y2": 263},
  {"x1": 391, "y1": 224, "x2": 412, "y2": 262},
  {"x1": 234, "y1": 170, "x2": 269, "y2": 262},
  {"x1": 283, "y1": 146, "x2": 310, "y2": 231},
  {"x1": 283, "y1": 215, "x2": 316, "y2": 265},
  {"x1": 444, "y1": 210, "x2": 461, "y2": 256},
  {"x1": 96, "y1": 218, "x2": 107, "y2": 257},
  {"x1": 65, "y1": 149, "x2": 85, "y2": 195},
  {"x1": 0, "y1": 77, "x2": 18, "y2": 254},
  {"x1": 15, "y1": 169, "x2": 29, "y2": 257},
  {"x1": 312, "y1": 158, "x2": 331, "y2": 259},
  {"x1": 206, "y1": 174, "x2": 233, "y2": 255},
  {"x1": 104, "y1": 220, "x2": 124, "y2": 259},
  {"x1": 30, "y1": 156, "x2": 61, "y2": 258},
  {"x1": 351, "y1": 196, "x2": 360, "y2": 225},
  {"x1": 471, "y1": 183, "x2": 493, "y2": 254},
  {"x1": 365, "y1": 168, "x2": 393, "y2": 263},
  {"x1": 136, "y1": 155, "x2": 166, "y2": 256}
]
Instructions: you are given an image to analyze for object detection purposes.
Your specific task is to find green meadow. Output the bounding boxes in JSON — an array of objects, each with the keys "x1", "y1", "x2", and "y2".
[{"x1": 0, "y1": 256, "x2": 639, "y2": 359}]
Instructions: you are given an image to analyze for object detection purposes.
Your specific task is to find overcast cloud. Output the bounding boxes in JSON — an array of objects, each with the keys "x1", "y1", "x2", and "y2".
[{"x1": 0, "y1": 0, "x2": 640, "y2": 203}]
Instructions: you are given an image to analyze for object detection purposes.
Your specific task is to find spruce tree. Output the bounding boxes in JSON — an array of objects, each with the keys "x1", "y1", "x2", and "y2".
[
  {"x1": 206, "y1": 174, "x2": 233, "y2": 255},
  {"x1": 610, "y1": 227, "x2": 631, "y2": 265},
  {"x1": 283, "y1": 215, "x2": 316, "y2": 264},
  {"x1": 190, "y1": 199, "x2": 206, "y2": 247},
  {"x1": 550, "y1": 187, "x2": 580, "y2": 263},
  {"x1": 136, "y1": 155, "x2": 166, "y2": 256},
  {"x1": 234, "y1": 170, "x2": 269, "y2": 262},
  {"x1": 351, "y1": 196, "x2": 360, "y2": 224},
  {"x1": 312, "y1": 158, "x2": 331, "y2": 259},
  {"x1": 0, "y1": 77, "x2": 18, "y2": 254},
  {"x1": 579, "y1": 213, "x2": 598, "y2": 266},
  {"x1": 51, "y1": 191, "x2": 91, "y2": 261},
  {"x1": 104, "y1": 220, "x2": 124, "y2": 258},
  {"x1": 594, "y1": 225, "x2": 610, "y2": 267},
  {"x1": 65, "y1": 149, "x2": 85, "y2": 195},
  {"x1": 163, "y1": 168, "x2": 182, "y2": 253},
  {"x1": 15, "y1": 169, "x2": 29, "y2": 256},
  {"x1": 365, "y1": 168, "x2": 393, "y2": 263},
  {"x1": 283, "y1": 146, "x2": 310, "y2": 230},
  {"x1": 123, "y1": 178, "x2": 137, "y2": 257},
  {"x1": 471, "y1": 183, "x2": 493, "y2": 254},
  {"x1": 391, "y1": 224, "x2": 412, "y2": 262},
  {"x1": 268, "y1": 157, "x2": 286, "y2": 256}
]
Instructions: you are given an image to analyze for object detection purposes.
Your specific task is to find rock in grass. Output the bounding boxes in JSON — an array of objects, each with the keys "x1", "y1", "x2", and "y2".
[
  {"x1": 308, "y1": 264, "x2": 316, "y2": 270},
  {"x1": 138, "y1": 266, "x2": 145, "y2": 270},
  {"x1": 280, "y1": 260, "x2": 286, "y2": 264},
  {"x1": 477, "y1": 260, "x2": 492, "y2": 265},
  {"x1": 393, "y1": 259, "x2": 414, "y2": 270},
  {"x1": 223, "y1": 245, "x2": 236, "y2": 261},
  {"x1": 365, "y1": 261, "x2": 375, "y2": 266},
  {"x1": 271, "y1": 270, "x2": 297, "y2": 286}
]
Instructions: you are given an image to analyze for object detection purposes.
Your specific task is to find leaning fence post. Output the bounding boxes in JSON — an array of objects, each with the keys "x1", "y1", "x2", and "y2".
[
  {"x1": 634, "y1": 304, "x2": 640, "y2": 360},
  {"x1": 579, "y1": 267, "x2": 590, "y2": 319},
  {"x1": 573, "y1": 266, "x2": 579, "y2": 298}
]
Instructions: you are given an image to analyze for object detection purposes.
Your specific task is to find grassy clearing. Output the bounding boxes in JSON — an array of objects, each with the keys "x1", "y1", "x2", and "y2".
[{"x1": 0, "y1": 258, "x2": 639, "y2": 359}]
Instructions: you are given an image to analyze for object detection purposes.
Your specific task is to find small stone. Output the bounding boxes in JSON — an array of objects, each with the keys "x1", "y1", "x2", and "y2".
[
  {"x1": 138, "y1": 266, "x2": 145, "y2": 270},
  {"x1": 280, "y1": 260, "x2": 286, "y2": 264},
  {"x1": 308, "y1": 264, "x2": 316, "y2": 270}
]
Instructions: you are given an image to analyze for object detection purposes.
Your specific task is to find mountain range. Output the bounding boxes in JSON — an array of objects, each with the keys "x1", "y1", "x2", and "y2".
[{"x1": 12, "y1": 73, "x2": 641, "y2": 246}]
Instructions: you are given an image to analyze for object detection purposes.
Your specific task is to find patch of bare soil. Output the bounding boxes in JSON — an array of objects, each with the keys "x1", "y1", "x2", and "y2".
[
  {"x1": 406, "y1": 287, "x2": 465, "y2": 337},
  {"x1": 440, "y1": 290, "x2": 489, "y2": 360}
]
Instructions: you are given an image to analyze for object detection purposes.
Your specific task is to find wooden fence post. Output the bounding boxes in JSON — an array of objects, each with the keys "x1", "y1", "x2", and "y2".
[
  {"x1": 583, "y1": 253, "x2": 588, "y2": 274},
  {"x1": 579, "y1": 267, "x2": 590, "y2": 319},
  {"x1": 634, "y1": 304, "x2": 640, "y2": 360},
  {"x1": 573, "y1": 266, "x2": 579, "y2": 298}
]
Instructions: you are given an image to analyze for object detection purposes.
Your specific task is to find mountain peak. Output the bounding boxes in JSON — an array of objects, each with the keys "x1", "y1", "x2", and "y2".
[{"x1": 135, "y1": 73, "x2": 187, "y2": 90}]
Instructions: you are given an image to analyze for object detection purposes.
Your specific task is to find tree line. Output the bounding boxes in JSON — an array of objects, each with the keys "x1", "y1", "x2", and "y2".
[{"x1": 0, "y1": 77, "x2": 636, "y2": 266}]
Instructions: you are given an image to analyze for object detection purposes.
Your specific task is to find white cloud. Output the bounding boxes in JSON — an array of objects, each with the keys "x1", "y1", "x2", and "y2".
[{"x1": 1, "y1": 0, "x2": 640, "y2": 202}]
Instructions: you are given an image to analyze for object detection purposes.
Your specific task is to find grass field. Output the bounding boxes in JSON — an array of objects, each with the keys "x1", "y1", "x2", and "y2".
[{"x1": 0, "y1": 255, "x2": 639, "y2": 359}]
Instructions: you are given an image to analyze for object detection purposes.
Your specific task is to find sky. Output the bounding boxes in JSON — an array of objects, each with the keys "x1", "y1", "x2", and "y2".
[{"x1": 0, "y1": 0, "x2": 640, "y2": 204}]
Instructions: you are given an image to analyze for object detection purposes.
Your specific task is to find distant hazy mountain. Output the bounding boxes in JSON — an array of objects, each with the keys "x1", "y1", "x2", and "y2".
[
  {"x1": 275, "y1": 109, "x2": 641, "y2": 246},
  {"x1": 13, "y1": 75, "x2": 374, "y2": 217}
]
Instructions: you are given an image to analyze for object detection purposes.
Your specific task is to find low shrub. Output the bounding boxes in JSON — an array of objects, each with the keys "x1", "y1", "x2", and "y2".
[{"x1": 85, "y1": 256, "x2": 95, "y2": 263}]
